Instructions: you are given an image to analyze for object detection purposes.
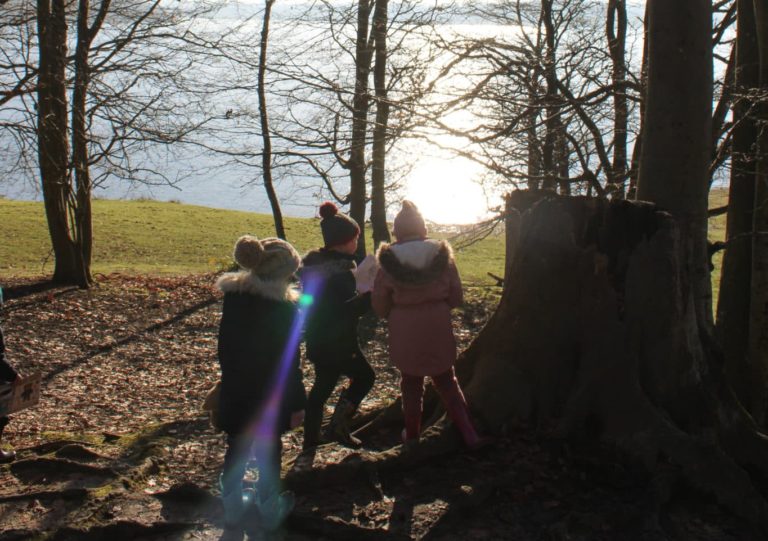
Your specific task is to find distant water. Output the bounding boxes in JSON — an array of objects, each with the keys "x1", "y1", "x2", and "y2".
[
  {"x1": 1, "y1": 146, "x2": 494, "y2": 224},
  {"x1": 2, "y1": 156, "x2": 323, "y2": 218}
]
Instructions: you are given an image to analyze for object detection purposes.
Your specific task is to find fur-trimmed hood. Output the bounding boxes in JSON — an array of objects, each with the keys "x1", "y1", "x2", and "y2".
[
  {"x1": 376, "y1": 239, "x2": 453, "y2": 285},
  {"x1": 216, "y1": 271, "x2": 299, "y2": 303}
]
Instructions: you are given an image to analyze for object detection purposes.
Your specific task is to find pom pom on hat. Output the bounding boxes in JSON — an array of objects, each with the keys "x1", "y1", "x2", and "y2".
[
  {"x1": 233, "y1": 235, "x2": 300, "y2": 279},
  {"x1": 319, "y1": 201, "x2": 339, "y2": 219},
  {"x1": 319, "y1": 201, "x2": 360, "y2": 248},
  {"x1": 233, "y1": 235, "x2": 264, "y2": 271},
  {"x1": 393, "y1": 199, "x2": 427, "y2": 241}
]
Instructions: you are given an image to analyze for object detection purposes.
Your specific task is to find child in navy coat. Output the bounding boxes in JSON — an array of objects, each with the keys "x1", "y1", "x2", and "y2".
[{"x1": 299, "y1": 202, "x2": 375, "y2": 449}]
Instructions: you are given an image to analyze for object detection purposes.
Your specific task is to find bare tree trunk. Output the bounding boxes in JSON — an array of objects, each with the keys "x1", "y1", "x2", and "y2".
[
  {"x1": 349, "y1": 0, "x2": 374, "y2": 256},
  {"x1": 70, "y1": 0, "x2": 111, "y2": 289},
  {"x1": 541, "y1": 0, "x2": 559, "y2": 192},
  {"x1": 718, "y1": 0, "x2": 760, "y2": 421},
  {"x1": 370, "y1": 0, "x2": 390, "y2": 250},
  {"x1": 258, "y1": 0, "x2": 286, "y2": 240},
  {"x1": 556, "y1": 127, "x2": 570, "y2": 195},
  {"x1": 636, "y1": 0, "x2": 713, "y2": 326},
  {"x1": 749, "y1": 0, "x2": 768, "y2": 424},
  {"x1": 627, "y1": 2, "x2": 649, "y2": 200},
  {"x1": 607, "y1": 0, "x2": 628, "y2": 197},
  {"x1": 37, "y1": 0, "x2": 79, "y2": 285},
  {"x1": 525, "y1": 67, "x2": 542, "y2": 191}
]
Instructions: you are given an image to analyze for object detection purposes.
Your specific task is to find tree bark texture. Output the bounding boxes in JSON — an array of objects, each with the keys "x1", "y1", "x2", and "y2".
[
  {"x1": 70, "y1": 0, "x2": 111, "y2": 288},
  {"x1": 626, "y1": 2, "x2": 648, "y2": 200},
  {"x1": 718, "y1": 0, "x2": 761, "y2": 422},
  {"x1": 349, "y1": 0, "x2": 374, "y2": 256},
  {"x1": 541, "y1": 0, "x2": 560, "y2": 192},
  {"x1": 636, "y1": 0, "x2": 713, "y2": 326},
  {"x1": 749, "y1": 0, "x2": 768, "y2": 424},
  {"x1": 258, "y1": 0, "x2": 286, "y2": 240},
  {"x1": 370, "y1": 0, "x2": 391, "y2": 250},
  {"x1": 606, "y1": 0, "x2": 628, "y2": 197},
  {"x1": 526, "y1": 67, "x2": 542, "y2": 191},
  {"x1": 37, "y1": 0, "x2": 80, "y2": 285}
]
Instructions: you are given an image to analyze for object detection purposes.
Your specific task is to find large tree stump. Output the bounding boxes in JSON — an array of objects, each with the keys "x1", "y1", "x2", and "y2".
[{"x1": 459, "y1": 193, "x2": 768, "y2": 533}]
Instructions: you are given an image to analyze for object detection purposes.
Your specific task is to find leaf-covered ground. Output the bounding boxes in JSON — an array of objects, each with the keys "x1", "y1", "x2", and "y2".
[{"x1": 0, "y1": 274, "x2": 758, "y2": 540}]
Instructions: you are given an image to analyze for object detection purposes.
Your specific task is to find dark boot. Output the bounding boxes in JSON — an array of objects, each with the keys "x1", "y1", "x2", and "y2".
[
  {"x1": 256, "y1": 490, "x2": 295, "y2": 532},
  {"x1": 302, "y1": 408, "x2": 323, "y2": 451},
  {"x1": 219, "y1": 474, "x2": 255, "y2": 532},
  {"x1": 0, "y1": 417, "x2": 15, "y2": 464},
  {"x1": 326, "y1": 393, "x2": 361, "y2": 448}
]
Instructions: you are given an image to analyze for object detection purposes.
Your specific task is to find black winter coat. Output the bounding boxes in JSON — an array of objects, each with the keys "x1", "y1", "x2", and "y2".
[
  {"x1": 216, "y1": 272, "x2": 306, "y2": 436},
  {"x1": 299, "y1": 249, "x2": 370, "y2": 365},
  {"x1": 0, "y1": 327, "x2": 18, "y2": 383}
]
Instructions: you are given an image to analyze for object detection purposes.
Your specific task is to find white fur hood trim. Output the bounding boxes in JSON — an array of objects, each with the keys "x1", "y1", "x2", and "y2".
[
  {"x1": 389, "y1": 239, "x2": 443, "y2": 269},
  {"x1": 216, "y1": 271, "x2": 299, "y2": 303}
]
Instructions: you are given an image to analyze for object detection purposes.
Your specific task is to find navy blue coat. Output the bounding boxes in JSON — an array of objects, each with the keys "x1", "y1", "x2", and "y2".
[{"x1": 299, "y1": 249, "x2": 370, "y2": 365}]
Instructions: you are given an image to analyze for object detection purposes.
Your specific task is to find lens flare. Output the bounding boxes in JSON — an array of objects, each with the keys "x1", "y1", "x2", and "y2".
[{"x1": 226, "y1": 277, "x2": 323, "y2": 525}]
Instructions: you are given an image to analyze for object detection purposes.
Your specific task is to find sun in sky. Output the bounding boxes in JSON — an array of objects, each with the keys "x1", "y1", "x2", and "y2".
[{"x1": 403, "y1": 154, "x2": 491, "y2": 225}]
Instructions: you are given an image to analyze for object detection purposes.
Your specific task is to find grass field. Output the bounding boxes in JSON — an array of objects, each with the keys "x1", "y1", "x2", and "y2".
[
  {"x1": 0, "y1": 198, "x2": 506, "y2": 285},
  {"x1": 0, "y1": 190, "x2": 727, "y2": 291}
]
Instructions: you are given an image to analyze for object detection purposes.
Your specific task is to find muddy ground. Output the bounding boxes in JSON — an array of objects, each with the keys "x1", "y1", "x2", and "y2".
[{"x1": 0, "y1": 274, "x2": 760, "y2": 540}]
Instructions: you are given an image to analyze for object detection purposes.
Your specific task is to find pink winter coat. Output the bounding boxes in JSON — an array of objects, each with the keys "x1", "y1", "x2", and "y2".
[{"x1": 372, "y1": 239, "x2": 463, "y2": 377}]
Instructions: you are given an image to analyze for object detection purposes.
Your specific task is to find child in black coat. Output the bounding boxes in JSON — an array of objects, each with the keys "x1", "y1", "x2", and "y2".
[
  {"x1": 0, "y1": 289, "x2": 20, "y2": 464},
  {"x1": 299, "y1": 202, "x2": 375, "y2": 449},
  {"x1": 216, "y1": 235, "x2": 307, "y2": 534}
]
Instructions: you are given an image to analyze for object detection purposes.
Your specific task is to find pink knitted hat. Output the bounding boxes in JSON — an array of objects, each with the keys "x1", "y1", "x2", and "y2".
[{"x1": 393, "y1": 200, "x2": 427, "y2": 241}]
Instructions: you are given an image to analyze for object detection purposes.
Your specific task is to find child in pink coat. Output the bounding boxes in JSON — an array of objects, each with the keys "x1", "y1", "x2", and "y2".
[{"x1": 372, "y1": 201, "x2": 487, "y2": 449}]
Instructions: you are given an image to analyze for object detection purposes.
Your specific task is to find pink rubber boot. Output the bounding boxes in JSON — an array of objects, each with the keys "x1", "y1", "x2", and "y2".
[
  {"x1": 432, "y1": 369, "x2": 492, "y2": 450},
  {"x1": 400, "y1": 374, "x2": 425, "y2": 443}
]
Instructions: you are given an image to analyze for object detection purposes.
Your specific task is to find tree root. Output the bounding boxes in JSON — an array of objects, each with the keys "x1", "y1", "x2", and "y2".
[
  {"x1": 287, "y1": 512, "x2": 413, "y2": 541},
  {"x1": 285, "y1": 426, "x2": 460, "y2": 491}
]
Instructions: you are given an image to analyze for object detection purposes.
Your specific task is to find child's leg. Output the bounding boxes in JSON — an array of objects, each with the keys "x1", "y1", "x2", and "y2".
[
  {"x1": 253, "y1": 436, "x2": 295, "y2": 531},
  {"x1": 220, "y1": 432, "x2": 254, "y2": 528},
  {"x1": 340, "y1": 348, "x2": 375, "y2": 405},
  {"x1": 328, "y1": 349, "x2": 375, "y2": 447},
  {"x1": 431, "y1": 368, "x2": 488, "y2": 449},
  {"x1": 303, "y1": 365, "x2": 340, "y2": 449},
  {"x1": 400, "y1": 373, "x2": 425, "y2": 442},
  {"x1": 252, "y1": 437, "x2": 282, "y2": 502}
]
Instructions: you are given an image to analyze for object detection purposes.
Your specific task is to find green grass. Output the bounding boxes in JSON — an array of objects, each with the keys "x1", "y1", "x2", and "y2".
[
  {"x1": 0, "y1": 199, "x2": 506, "y2": 285},
  {"x1": 708, "y1": 187, "x2": 728, "y2": 304},
  {"x1": 0, "y1": 190, "x2": 729, "y2": 289}
]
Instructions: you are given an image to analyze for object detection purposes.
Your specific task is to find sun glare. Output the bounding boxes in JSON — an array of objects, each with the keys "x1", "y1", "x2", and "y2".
[{"x1": 404, "y1": 156, "x2": 489, "y2": 225}]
